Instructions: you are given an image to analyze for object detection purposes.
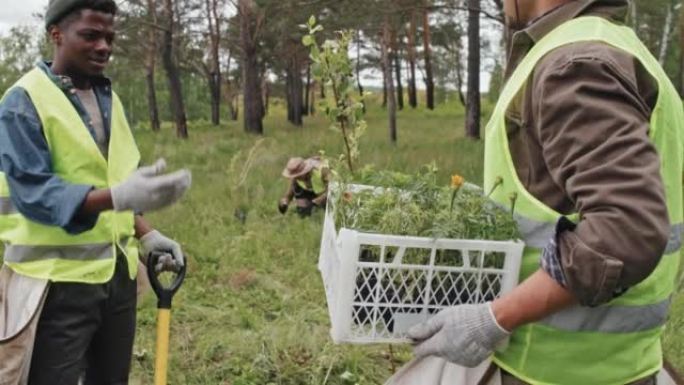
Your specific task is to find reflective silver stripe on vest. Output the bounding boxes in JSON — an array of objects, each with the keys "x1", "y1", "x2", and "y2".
[
  {"x1": 514, "y1": 212, "x2": 683, "y2": 254},
  {"x1": 3, "y1": 243, "x2": 114, "y2": 263},
  {"x1": 664, "y1": 223, "x2": 683, "y2": 254},
  {"x1": 515, "y1": 215, "x2": 679, "y2": 333},
  {"x1": 0, "y1": 197, "x2": 16, "y2": 215},
  {"x1": 539, "y1": 297, "x2": 670, "y2": 333},
  {"x1": 512, "y1": 213, "x2": 555, "y2": 249}
]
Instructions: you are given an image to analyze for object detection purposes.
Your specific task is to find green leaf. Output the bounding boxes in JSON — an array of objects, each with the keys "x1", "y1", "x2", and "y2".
[
  {"x1": 308, "y1": 15, "x2": 316, "y2": 27},
  {"x1": 310, "y1": 45, "x2": 320, "y2": 59},
  {"x1": 302, "y1": 35, "x2": 314, "y2": 47},
  {"x1": 311, "y1": 64, "x2": 324, "y2": 78}
]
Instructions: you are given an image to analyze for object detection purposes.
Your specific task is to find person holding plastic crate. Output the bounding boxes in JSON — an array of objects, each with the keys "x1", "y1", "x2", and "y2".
[
  {"x1": 279, "y1": 156, "x2": 330, "y2": 217},
  {"x1": 0, "y1": 0, "x2": 191, "y2": 383},
  {"x1": 396, "y1": 0, "x2": 683, "y2": 384}
]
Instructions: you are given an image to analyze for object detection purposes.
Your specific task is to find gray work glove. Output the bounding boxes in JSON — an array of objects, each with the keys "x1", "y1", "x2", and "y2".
[
  {"x1": 408, "y1": 303, "x2": 510, "y2": 368},
  {"x1": 111, "y1": 159, "x2": 191, "y2": 213},
  {"x1": 140, "y1": 230, "x2": 185, "y2": 272}
]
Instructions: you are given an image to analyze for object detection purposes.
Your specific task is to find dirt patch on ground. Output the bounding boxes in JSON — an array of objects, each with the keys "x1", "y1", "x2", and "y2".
[{"x1": 229, "y1": 269, "x2": 258, "y2": 290}]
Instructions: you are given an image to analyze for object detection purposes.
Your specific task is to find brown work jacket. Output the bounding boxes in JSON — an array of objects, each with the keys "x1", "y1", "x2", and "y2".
[{"x1": 505, "y1": 0, "x2": 670, "y2": 307}]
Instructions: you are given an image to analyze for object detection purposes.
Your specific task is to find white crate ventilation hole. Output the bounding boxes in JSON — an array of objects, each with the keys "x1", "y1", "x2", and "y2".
[{"x1": 318, "y1": 184, "x2": 524, "y2": 344}]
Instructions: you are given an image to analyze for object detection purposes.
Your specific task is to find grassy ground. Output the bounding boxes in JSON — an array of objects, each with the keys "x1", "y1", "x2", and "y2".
[{"x1": 129, "y1": 99, "x2": 684, "y2": 384}]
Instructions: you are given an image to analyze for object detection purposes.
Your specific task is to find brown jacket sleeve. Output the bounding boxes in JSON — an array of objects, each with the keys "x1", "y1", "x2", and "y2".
[{"x1": 531, "y1": 44, "x2": 670, "y2": 306}]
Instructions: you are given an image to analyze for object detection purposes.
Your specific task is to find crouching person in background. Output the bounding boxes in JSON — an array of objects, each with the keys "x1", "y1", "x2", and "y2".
[{"x1": 279, "y1": 156, "x2": 330, "y2": 217}]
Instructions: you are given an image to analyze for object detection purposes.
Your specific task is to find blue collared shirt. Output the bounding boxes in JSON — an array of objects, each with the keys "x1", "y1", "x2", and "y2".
[{"x1": 0, "y1": 61, "x2": 114, "y2": 234}]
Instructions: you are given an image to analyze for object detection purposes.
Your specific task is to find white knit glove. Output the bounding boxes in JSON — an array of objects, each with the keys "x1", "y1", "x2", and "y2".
[
  {"x1": 140, "y1": 230, "x2": 184, "y2": 271},
  {"x1": 408, "y1": 303, "x2": 510, "y2": 367},
  {"x1": 111, "y1": 159, "x2": 191, "y2": 213}
]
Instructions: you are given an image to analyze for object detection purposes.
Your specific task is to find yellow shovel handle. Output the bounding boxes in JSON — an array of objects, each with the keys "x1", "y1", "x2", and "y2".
[{"x1": 154, "y1": 309, "x2": 171, "y2": 385}]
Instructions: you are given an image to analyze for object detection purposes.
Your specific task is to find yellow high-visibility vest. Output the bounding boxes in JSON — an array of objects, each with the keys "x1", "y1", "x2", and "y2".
[
  {"x1": 485, "y1": 17, "x2": 684, "y2": 384},
  {"x1": 295, "y1": 160, "x2": 327, "y2": 194},
  {"x1": 0, "y1": 67, "x2": 141, "y2": 283}
]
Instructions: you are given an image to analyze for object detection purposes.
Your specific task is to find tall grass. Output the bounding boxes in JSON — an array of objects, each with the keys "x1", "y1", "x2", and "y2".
[{"x1": 129, "y1": 98, "x2": 684, "y2": 384}]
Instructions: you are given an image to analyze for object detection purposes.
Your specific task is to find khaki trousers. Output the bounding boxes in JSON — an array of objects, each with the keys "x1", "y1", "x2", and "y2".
[
  {"x1": 0, "y1": 265, "x2": 49, "y2": 385},
  {"x1": 384, "y1": 357, "x2": 501, "y2": 385}
]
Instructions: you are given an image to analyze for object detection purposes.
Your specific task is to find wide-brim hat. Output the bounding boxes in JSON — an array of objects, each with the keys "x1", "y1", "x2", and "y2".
[{"x1": 282, "y1": 157, "x2": 315, "y2": 179}]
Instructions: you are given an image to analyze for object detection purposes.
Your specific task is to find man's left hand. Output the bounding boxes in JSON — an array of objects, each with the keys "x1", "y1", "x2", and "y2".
[
  {"x1": 278, "y1": 198, "x2": 289, "y2": 214},
  {"x1": 408, "y1": 303, "x2": 510, "y2": 367},
  {"x1": 139, "y1": 230, "x2": 185, "y2": 272}
]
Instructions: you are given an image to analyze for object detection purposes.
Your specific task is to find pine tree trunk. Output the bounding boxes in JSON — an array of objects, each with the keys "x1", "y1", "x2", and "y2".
[
  {"x1": 491, "y1": 0, "x2": 509, "y2": 65},
  {"x1": 145, "y1": 0, "x2": 160, "y2": 131},
  {"x1": 294, "y1": 62, "x2": 303, "y2": 125},
  {"x1": 161, "y1": 0, "x2": 188, "y2": 138},
  {"x1": 304, "y1": 63, "x2": 311, "y2": 116},
  {"x1": 286, "y1": 67, "x2": 294, "y2": 122},
  {"x1": 239, "y1": 0, "x2": 263, "y2": 134},
  {"x1": 659, "y1": 2, "x2": 675, "y2": 66},
  {"x1": 382, "y1": 63, "x2": 388, "y2": 109},
  {"x1": 232, "y1": 95, "x2": 239, "y2": 120},
  {"x1": 393, "y1": 29, "x2": 404, "y2": 111},
  {"x1": 145, "y1": 70, "x2": 160, "y2": 131},
  {"x1": 225, "y1": 55, "x2": 238, "y2": 121},
  {"x1": 286, "y1": 51, "x2": 303, "y2": 126},
  {"x1": 261, "y1": 74, "x2": 269, "y2": 117},
  {"x1": 407, "y1": 9, "x2": 418, "y2": 108},
  {"x1": 310, "y1": 80, "x2": 316, "y2": 115},
  {"x1": 383, "y1": 19, "x2": 397, "y2": 143},
  {"x1": 465, "y1": 0, "x2": 480, "y2": 139},
  {"x1": 422, "y1": 0, "x2": 435, "y2": 110},
  {"x1": 455, "y1": 44, "x2": 465, "y2": 106},
  {"x1": 394, "y1": 53, "x2": 404, "y2": 110},
  {"x1": 206, "y1": 0, "x2": 221, "y2": 125},
  {"x1": 209, "y1": 71, "x2": 220, "y2": 125},
  {"x1": 226, "y1": 91, "x2": 237, "y2": 120}
]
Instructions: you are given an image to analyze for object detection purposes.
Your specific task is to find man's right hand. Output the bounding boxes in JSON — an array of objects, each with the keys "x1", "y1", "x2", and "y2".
[{"x1": 111, "y1": 159, "x2": 191, "y2": 213}]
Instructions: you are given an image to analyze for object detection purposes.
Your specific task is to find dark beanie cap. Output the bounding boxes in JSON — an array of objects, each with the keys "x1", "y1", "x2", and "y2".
[{"x1": 44, "y1": 0, "x2": 116, "y2": 29}]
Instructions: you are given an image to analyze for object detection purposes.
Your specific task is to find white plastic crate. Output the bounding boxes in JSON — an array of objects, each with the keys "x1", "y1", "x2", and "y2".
[{"x1": 318, "y1": 184, "x2": 524, "y2": 344}]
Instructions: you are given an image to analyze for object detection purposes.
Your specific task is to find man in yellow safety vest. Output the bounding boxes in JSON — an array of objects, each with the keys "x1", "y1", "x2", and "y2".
[
  {"x1": 0, "y1": 0, "x2": 191, "y2": 383},
  {"x1": 407, "y1": 1, "x2": 684, "y2": 384}
]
